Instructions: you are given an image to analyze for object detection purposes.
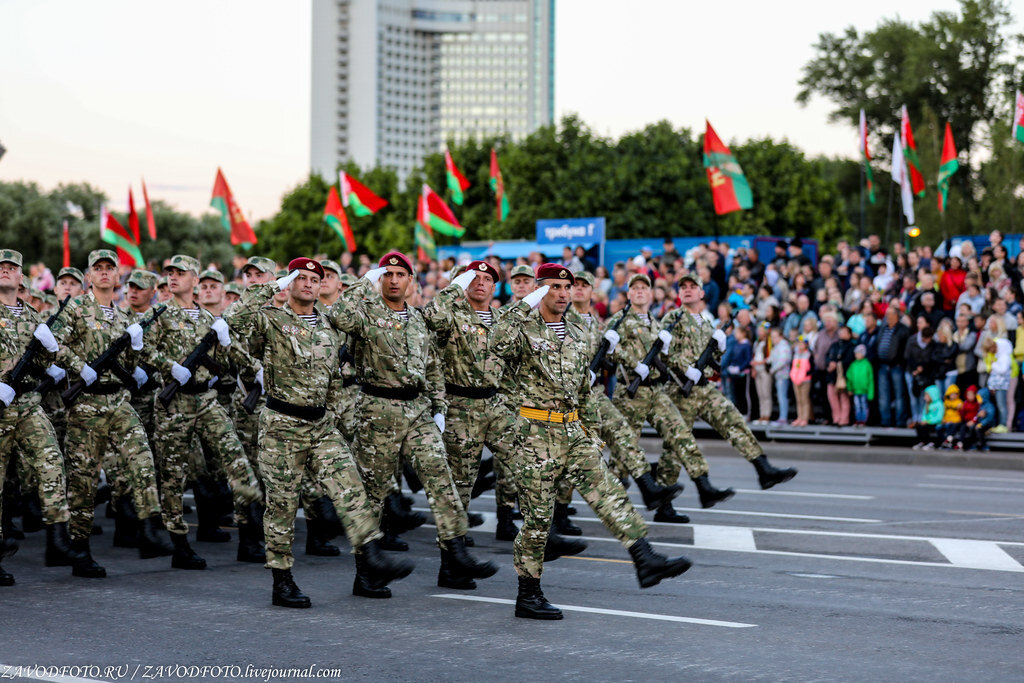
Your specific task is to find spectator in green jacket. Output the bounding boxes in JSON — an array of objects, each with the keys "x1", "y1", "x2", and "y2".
[{"x1": 846, "y1": 344, "x2": 874, "y2": 426}]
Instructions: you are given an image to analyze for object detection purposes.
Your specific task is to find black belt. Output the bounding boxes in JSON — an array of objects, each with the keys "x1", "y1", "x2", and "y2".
[
  {"x1": 266, "y1": 396, "x2": 327, "y2": 421},
  {"x1": 342, "y1": 376, "x2": 359, "y2": 388},
  {"x1": 85, "y1": 383, "x2": 122, "y2": 395},
  {"x1": 445, "y1": 383, "x2": 498, "y2": 399},
  {"x1": 360, "y1": 383, "x2": 420, "y2": 401}
]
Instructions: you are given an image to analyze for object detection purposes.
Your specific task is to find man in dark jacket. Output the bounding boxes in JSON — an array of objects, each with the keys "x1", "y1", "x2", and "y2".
[
  {"x1": 875, "y1": 306, "x2": 911, "y2": 426},
  {"x1": 904, "y1": 326, "x2": 937, "y2": 424}
]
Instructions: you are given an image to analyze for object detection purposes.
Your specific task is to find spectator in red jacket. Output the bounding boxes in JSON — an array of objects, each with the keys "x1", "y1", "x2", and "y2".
[{"x1": 939, "y1": 256, "x2": 967, "y2": 312}]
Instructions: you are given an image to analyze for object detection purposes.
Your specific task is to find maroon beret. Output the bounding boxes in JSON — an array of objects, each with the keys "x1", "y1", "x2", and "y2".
[
  {"x1": 287, "y1": 257, "x2": 325, "y2": 279},
  {"x1": 535, "y1": 262, "x2": 575, "y2": 285},
  {"x1": 379, "y1": 250, "x2": 413, "y2": 274},
  {"x1": 466, "y1": 259, "x2": 500, "y2": 282}
]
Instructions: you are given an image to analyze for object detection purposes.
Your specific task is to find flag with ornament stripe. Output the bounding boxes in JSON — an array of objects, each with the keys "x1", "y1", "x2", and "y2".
[
  {"x1": 99, "y1": 205, "x2": 144, "y2": 267},
  {"x1": 937, "y1": 122, "x2": 959, "y2": 214},
  {"x1": 421, "y1": 184, "x2": 465, "y2": 237},
  {"x1": 444, "y1": 149, "x2": 470, "y2": 205},
  {"x1": 703, "y1": 121, "x2": 753, "y2": 214},
  {"x1": 211, "y1": 168, "x2": 257, "y2": 247},
  {"x1": 900, "y1": 106, "x2": 926, "y2": 197},
  {"x1": 415, "y1": 192, "x2": 437, "y2": 261},
  {"x1": 489, "y1": 149, "x2": 510, "y2": 221},
  {"x1": 340, "y1": 171, "x2": 388, "y2": 216},
  {"x1": 324, "y1": 186, "x2": 356, "y2": 252}
]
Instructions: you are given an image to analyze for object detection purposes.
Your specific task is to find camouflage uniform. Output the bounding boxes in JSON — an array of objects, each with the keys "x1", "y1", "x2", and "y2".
[
  {"x1": 605, "y1": 307, "x2": 691, "y2": 487},
  {"x1": 422, "y1": 278, "x2": 517, "y2": 511},
  {"x1": 660, "y1": 306, "x2": 764, "y2": 481},
  {"x1": 226, "y1": 281, "x2": 381, "y2": 569},
  {"x1": 490, "y1": 299, "x2": 647, "y2": 579},
  {"x1": 329, "y1": 277, "x2": 468, "y2": 542},
  {"x1": 145, "y1": 276, "x2": 261, "y2": 538},
  {"x1": 52, "y1": 291, "x2": 162, "y2": 541}
]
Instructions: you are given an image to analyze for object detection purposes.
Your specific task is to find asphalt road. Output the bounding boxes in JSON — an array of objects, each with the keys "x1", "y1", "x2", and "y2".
[{"x1": 2, "y1": 440, "x2": 1023, "y2": 682}]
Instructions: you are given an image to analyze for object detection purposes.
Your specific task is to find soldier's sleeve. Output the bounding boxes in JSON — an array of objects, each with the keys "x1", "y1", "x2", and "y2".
[
  {"x1": 51, "y1": 301, "x2": 90, "y2": 375},
  {"x1": 425, "y1": 338, "x2": 446, "y2": 417},
  {"x1": 225, "y1": 283, "x2": 276, "y2": 335},
  {"x1": 421, "y1": 282, "x2": 460, "y2": 336},
  {"x1": 24, "y1": 309, "x2": 57, "y2": 370},
  {"x1": 489, "y1": 300, "x2": 529, "y2": 362},
  {"x1": 137, "y1": 310, "x2": 180, "y2": 376},
  {"x1": 606, "y1": 313, "x2": 634, "y2": 366},
  {"x1": 326, "y1": 278, "x2": 371, "y2": 336}
]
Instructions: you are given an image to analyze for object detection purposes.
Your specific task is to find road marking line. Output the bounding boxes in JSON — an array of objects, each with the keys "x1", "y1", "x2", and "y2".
[
  {"x1": 0, "y1": 665, "x2": 107, "y2": 683},
  {"x1": 416, "y1": 507, "x2": 881, "y2": 525},
  {"x1": 929, "y1": 539, "x2": 1024, "y2": 571},
  {"x1": 432, "y1": 594, "x2": 757, "y2": 628},
  {"x1": 917, "y1": 483, "x2": 1024, "y2": 493},
  {"x1": 692, "y1": 525, "x2": 757, "y2": 551},
  {"x1": 565, "y1": 556, "x2": 633, "y2": 564},
  {"x1": 733, "y1": 489, "x2": 874, "y2": 500},
  {"x1": 926, "y1": 474, "x2": 1024, "y2": 483},
  {"x1": 946, "y1": 510, "x2": 1024, "y2": 518}
]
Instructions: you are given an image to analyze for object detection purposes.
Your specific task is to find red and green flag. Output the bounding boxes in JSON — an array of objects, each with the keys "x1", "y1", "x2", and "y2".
[
  {"x1": 62, "y1": 220, "x2": 70, "y2": 268},
  {"x1": 420, "y1": 184, "x2": 465, "y2": 237},
  {"x1": 99, "y1": 204, "x2": 144, "y2": 267},
  {"x1": 937, "y1": 122, "x2": 959, "y2": 214},
  {"x1": 900, "y1": 105, "x2": 926, "y2": 197},
  {"x1": 444, "y1": 149, "x2": 470, "y2": 205},
  {"x1": 340, "y1": 171, "x2": 388, "y2": 216},
  {"x1": 141, "y1": 177, "x2": 157, "y2": 239},
  {"x1": 211, "y1": 168, "x2": 257, "y2": 248},
  {"x1": 415, "y1": 192, "x2": 437, "y2": 261},
  {"x1": 1013, "y1": 91, "x2": 1024, "y2": 145},
  {"x1": 324, "y1": 186, "x2": 356, "y2": 252},
  {"x1": 489, "y1": 148, "x2": 510, "y2": 222},
  {"x1": 703, "y1": 121, "x2": 753, "y2": 215},
  {"x1": 859, "y1": 109, "x2": 876, "y2": 204},
  {"x1": 127, "y1": 187, "x2": 141, "y2": 244}
]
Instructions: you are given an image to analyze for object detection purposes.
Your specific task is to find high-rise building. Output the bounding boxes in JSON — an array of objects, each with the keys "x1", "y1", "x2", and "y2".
[{"x1": 311, "y1": 0, "x2": 555, "y2": 180}]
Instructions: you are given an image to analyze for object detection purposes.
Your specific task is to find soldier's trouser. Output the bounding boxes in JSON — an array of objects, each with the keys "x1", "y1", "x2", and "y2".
[
  {"x1": 585, "y1": 392, "x2": 649, "y2": 479},
  {"x1": 65, "y1": 393, "x2": 160, "y2": 540},
  {"x1": 333, "y1": 384, "x2": 360, "y2": 443},
  {"x1": 154, "y1": 391, "x2": 260, "y2": 536},
  {"x1": 104, "y1": 390, "x2": 158, "y2": 503},
  {"x1": 662, "y1": 383, "x2": 764, "y2": 481},
  {"x1": 513, "y1": 416, "x2": 646, "y2": 579},
  {"x1": 612, "y1": 384, "x2": 691, "y2": 489},
  {"x1": 493, "y1": 455, "x2": 517, "y2": 509},
  {"x1": 442, "y1": 393, "x2": 517, "y2": 511},
  {"x1": 352, "y1": 394, "x2": 467, "y2": 542},
  {"x1": 0, "y1": 403, "x2": 69, "y2": 528},
  {"x1": 257, "y1": 408, "x2": 381, "y2": 570},
  {"x1": 232, "y1": 391, "x2": 263, "y2": 481}
]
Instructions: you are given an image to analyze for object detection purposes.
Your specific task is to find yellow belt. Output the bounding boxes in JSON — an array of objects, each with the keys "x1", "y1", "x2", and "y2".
[{"x1": 519, "y1": 406, "x2": 579, "y2": 423}]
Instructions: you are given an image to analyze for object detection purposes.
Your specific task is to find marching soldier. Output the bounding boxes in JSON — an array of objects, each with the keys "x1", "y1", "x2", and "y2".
[
  {"x1": 489, "y1": 264, "x2": 692, "y2": 620},
  {"x1": 330, "y1": 251, "x2": 498, "y2": 590},
  {"x1": 660, "y1": 273, "x2": 797, "y2": 505},
  {"x1": 51, "y1": 249, "x2": 173, "y2": 577},
  {"x1": 605, "y1": 273, "x2": 694, "y2": 523},
  {"x1": 226, "y1": 258, "x2": 413, "y2": 606}
]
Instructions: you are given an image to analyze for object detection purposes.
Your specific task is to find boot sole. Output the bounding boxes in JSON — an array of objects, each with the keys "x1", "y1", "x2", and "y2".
[
  {"x1": 272, "y1": 597, "x2": 311, "y2": 608},
  {"x1": 638, "y1": 558, "x2": 693, "y2": 589},
  {"x1": 653, "y1": 514, "x2": 690, "y2": 524},
  {"x1": 642, "y1": 484, "x2": 685, "y2": 511},
  {"x1": 353, "y1": 585, "x2": 392, "y2": 599},
  {"x1": 699, "y1": 490, "x2": 736, "y2": 509},
  {"x1": 515, "y1": 607, "x2": 563, "y2": 620},
  {"x1": 72, "y1": 569, "x2": 107, "y2": 578},
  {"x1": 760, "y1": 471, "x2": 797, "y2": 490},
  {"x1": 554, "y1": 525, "x2": 583, "y2": 536},
  {"x1": 138, "y1": 547, "x2": 174, "y2": 559},
  {"x1": 171, "y1": 561, "x2": 207, "y2": 570},
  {"x1": 237, "y1": 554, "x2": 266, "y2": 563}
]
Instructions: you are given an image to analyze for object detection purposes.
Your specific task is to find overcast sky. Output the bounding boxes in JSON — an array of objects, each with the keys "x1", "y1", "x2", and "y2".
[{"x1": 0, "y1": 0, "x2": 996, "y2": 222}]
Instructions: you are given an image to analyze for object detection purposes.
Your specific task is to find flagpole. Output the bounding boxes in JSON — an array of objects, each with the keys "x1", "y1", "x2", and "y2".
[
  {"x1": 859, "y1": 160, "x2": 866, "y2": 244},
  {"x1": 884, "y1": 171, "x2": 895, "y2": 249}
]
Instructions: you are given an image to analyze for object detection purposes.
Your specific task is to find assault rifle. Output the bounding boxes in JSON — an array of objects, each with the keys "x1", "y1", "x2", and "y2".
[
  {"x1": 2, "y1": 295, "x2": 70, "y2": 413},
  {"x1": 157, "y1": 327, "x2": 225, "y2": 408},
  {"x1": 626, "y1": 314, "x2": 683, "y2": 398},
  {"x1": 678, "y1": 335, "x2": 721, "y2": 399},
  {"x1": 588, "y1": 301, "x2": 630, "y2": 381}
]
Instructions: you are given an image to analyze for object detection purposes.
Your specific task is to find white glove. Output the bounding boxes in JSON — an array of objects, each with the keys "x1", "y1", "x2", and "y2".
[
  {"x1": 211, "y1": 318, "x2": 231, "y2": 347},
  {"x1": 208, "y1": 376, "x2": 218, "y2": 389},
  {"x1": 33, "y1": 323, "x2": 58, "y2": 353},
  {"x1": 433, "y1": 413, "x2": 446, "y2": 433},
  {"x1": 589, "y1": 370, "x2": 598, "y2": 386},
  {"x1": 276, "y1": 269, "x2": 300, "y2": 291},
  {"x1": 684, "y1": 366, "x2": 703, "y2": 384},
  {"x1": 171, "y1": 362, "x2": 192, "y2": 385},
  {"x1": 79, "y1": 365, "x2": 97, "y2": 386},
  {"x1": 255, "y1": 367, "x2": 265, "y2": 391},
  {"x1": 0, "y1": 382, "x2": 14, "y2": 407},
  {"x1": 126, "y1": 322, "x2": 144, "y2": 351},
  {"x1": 364, "y1": 267, "x2": 387, "y2": 285},
  {"x1": 603, "y1": 329, "x2": 620, "y2": 353},
  {"x1": 451, "y1": 270, "x2": 477, "y2": 291},
  {"x1": 712, "y1": 329, "x2": 727, "y2": 352},
  {"x1": 45, "y1": 365, "x2": 66, "y2": 382},
  {"x1": 523, "y1": 285, "x2": 550, "y2": 309},
  {"x1": 132, "y1": 366, "x2": 148, "y2": 388},
  {"x1": 658, "y1": 330, "x2": 673, "y2": 354},
  {"x1": 634, "y1": 362, "x2": 650, "y2": 380}
]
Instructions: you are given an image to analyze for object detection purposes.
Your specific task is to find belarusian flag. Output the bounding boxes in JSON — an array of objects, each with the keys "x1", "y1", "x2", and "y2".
[
  {"x1": 859, "y1": 109, "x2": 876, "y2": 204},
  {"x1": 489, "y1": 149, "x2": 509, "y2": 221},
  {"x1": 340, "y1": 171, "x2": 388, "y2": 216},
  {"x1": 127, "y1": 187, "x2": 141, "y2": 244},
  {"x1": 444, "y1": 149, "x2": 470, "y2": 205},
  {"x1": 210, "y1": 168, "x2": 257, "y2": 247},
  {"x1": 141, "y1": 177, "x2": 157, "y2": 239},
  {"x1": 703, "y1": 121, "x2": 753, "y2": 214},
  {"x1": 900, "y1": 105, "x2": 926, "y2": 197},
  {"x1": 1013, "y1": 91, "x2": 1024, "y2": 145},
  {"x1": 415, "y1": 192, "x2": 437, "y2": 261},
  {"x1": 62, "y1": 220, "x2": 70, "y2": 268},
  {"x1": 99, "y1": 204, "x2": 144, "y2": 267},
  {"x1": 420, "y1": 184, "x2": 465, "y2": 237},
  {"x1": 324, "y1": 186, "x2": 356, "y2": 252},
  {"x1": 891, "y1": 135, "x2": 916, "y2": 227},
  {"x1": 937, "y1": 122, "x2": 959, "y2": 214}
]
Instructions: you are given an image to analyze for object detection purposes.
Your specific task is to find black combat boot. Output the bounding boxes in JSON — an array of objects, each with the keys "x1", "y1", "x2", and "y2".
[
  {"x1": 236, "y1": 517, "x2": 266, "y2": 564},
  {"x1": 653, "y1": 501, "x2": 690, "y2": 523},
  {"x1": 304, "y1": 517, "x2": 340, "y2": 556},
  {"x1": 514, "y1": 575, "x2": 563, "y2": 620},
  {"x1": 271, "y1": 568, "x2": 311, "y2": 608},
  {"x1": 552, "y1": 502, "x2": 582, "y2": 536},
  {"x1": 402, "y1": 462, "x2": 423, "y2": 493},
  {"x1": 629, "y1": 537, "x2": 693, "y2": 588},
  {"x1": 0, "y1": 564, "x2": 12, "y2": 586},
  {"x1": 355, "y1": 538, "x2": 414, "y2": 594},
  {"x1": 22, "y1": 493, "x2": 44, "y2": 533},
  {"x1": 471, "y1": 469, "x2": 496, "y2": 499},
  {"x1": 70, "y1": 537, "x2": 106, "y2": 578},
  {"x1": 352, "y1": 552, "x2": 392, "y2": 598},
  {"x1": 194, "y1": 478, "x2": 231, "y2": 543},
  {"x1": 751, "y1": 455, "x2": 798, "y2": 490},
  {"x1": 44, "y1": 521, "x2": 80, "y2": 566},
  {"x1": 169, "y1": 532, "x2": 206, "y2": 570},
  {"x1": 635, "y1": 472, "x2": 684, "y2": 511},
  {"x1": 467, "y1": 512, "x2": 484, "y2": 528},
  {"x1": 245, "y1": 502, "x2": 266, "y2": 542},
  {"x1": 544, "y1": 529, "x2": 587, "y2": 562},
  {"x1": 438, "y1": 535, "x2": 497, "y2": 589},
  {"x1": 380, "y1": 496, "x2": 410, "y2": 551},
  {"x1": 112, "y1": 497, "x2": 139, "y2": 548},
  {"x1": 494, "y1": 507, "x2": 518, "y2": 542},
  {"x1": 692, "y1": 475, "x2": 735, "y2": 509},
  {"x1": 1, "y1": 500, "x2": 24, "y2": 540},
  {"x1": 308, "y1": 495, "x2": 343, "y2": 538},
  {"x1": 138, "y1": 516, "x2": 173, "y2": 559},
  {"x1": 0, "y1": 538, "x2": 14, "y2": 584}
]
